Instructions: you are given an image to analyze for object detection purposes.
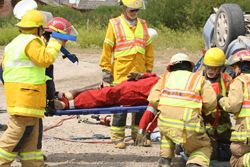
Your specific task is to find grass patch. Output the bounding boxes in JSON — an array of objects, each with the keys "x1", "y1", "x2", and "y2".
[
  {"x1": 0, "y1": 25, "x2": 203, "y2": 52},
  {"x1": 153, "y1": 26, "x2": 204, "y2": 52},
  {"x1": 0, "y1": 4, "x2": 204, "y2": 52},
  {"x1": 0, "y1": 24, "x2": 19, "y2": 45}
]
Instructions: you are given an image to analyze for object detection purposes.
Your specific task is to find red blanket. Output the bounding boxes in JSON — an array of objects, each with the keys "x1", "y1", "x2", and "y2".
[{"x1": 74, "y1": 74, "x2": 159, "y2": 108}]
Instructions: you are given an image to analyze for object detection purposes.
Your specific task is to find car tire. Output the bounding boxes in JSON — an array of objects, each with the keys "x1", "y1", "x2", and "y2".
[{"x1": 214, "y1": 3, "x2": 245, "y2": 52}]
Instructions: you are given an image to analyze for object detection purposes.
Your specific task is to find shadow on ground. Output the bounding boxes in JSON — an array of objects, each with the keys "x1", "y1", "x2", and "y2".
[{"x1": 46, "y1": 153, "x2": 159, "y2": 167}]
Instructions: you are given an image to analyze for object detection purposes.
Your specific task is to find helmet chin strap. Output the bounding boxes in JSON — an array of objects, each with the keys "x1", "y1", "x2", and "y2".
[{"x1": 37, "y1": 26, "x2": 44, "y2": 37}]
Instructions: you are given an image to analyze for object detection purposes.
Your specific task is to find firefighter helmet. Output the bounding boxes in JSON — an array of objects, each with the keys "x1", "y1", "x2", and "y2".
[
  {"x1": 167, "y1": 53, "x2": 194, "y2": 70},
  {"x1": 203, "y1": 48, "x2": 225, "y2": 67},
  {"x1": 16, "y1": 10, "x2": 46, "y2": 28},
  {"x1": 46, "y1": 17, "x2": 71, "y2": 34},
  {"x1": 119, "y1": 0, "x2": 144, "y2": 9},
  {"x1": 226, "y1": 49, "x2": 250, "y2": 66}
]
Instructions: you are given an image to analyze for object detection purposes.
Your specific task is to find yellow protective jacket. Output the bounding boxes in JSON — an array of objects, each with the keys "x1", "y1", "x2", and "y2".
[
  {"x1": 99, "y1": 14, "x2": 154, "y2": 84},
  {"x1": 148, "y1": 70, "x2": 217, "y2": 143},
  {"x1": 219, "y1": 73, "x2": 250, "y2": 143},
  {"x1": 2, "y1": 31, "x2": 61, "y2": 118}
]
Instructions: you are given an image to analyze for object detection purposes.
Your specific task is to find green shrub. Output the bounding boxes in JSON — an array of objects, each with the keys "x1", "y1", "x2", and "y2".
[
  {"x1": 153, "y1": 26, "x2": 203, "y2": 52},
  {"x1": 77, "y1": 25, "x2": 106, "y2": 48},
  {"x1": 0, "y1": 25, "x2": 18, "y2": 45}
]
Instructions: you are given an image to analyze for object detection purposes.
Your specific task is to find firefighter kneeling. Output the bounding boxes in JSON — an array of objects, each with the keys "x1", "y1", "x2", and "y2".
[
  {"x1": 146, "y1": 53, "x2": 217, "y2": 167},
  {"x1": 219, "y1": 49, "x2": 250, "y2": 167}
]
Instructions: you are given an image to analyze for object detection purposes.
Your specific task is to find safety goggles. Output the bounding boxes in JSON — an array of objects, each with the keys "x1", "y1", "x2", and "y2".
[{"x1": 128, "y1": 8, "x2": 140, "y2": 12}]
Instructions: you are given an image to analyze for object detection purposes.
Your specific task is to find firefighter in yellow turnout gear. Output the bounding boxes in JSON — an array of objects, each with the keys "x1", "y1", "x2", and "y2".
[
  {"x1": 99, "y1": 0, "x2": 154, "y2": 149},
  {"x1": 202, "y1": 48, "x2": 232, "y2": 161},
  {"x1": 0, "y1": 10, "x2": 63, "y2": 167},
  {"x1": 148, "y1": 53, "x2": 217, "y2": 167},
  {"x1": 219, "y1": 49, "x2": 250, "y2": 167}
]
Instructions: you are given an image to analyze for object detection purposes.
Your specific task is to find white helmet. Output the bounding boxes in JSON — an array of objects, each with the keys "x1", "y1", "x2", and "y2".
[
  {"x1": 148, "y1": 28, "x2": 158, "y2": 41},
  {"x1": 167, "y1": 53, "x2": 194, "y2": 70}
]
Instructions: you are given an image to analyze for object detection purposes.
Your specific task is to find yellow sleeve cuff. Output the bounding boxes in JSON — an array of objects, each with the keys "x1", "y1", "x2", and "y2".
[{"x1": 47, "y1": 38, "x2": 62, "y2": 59}]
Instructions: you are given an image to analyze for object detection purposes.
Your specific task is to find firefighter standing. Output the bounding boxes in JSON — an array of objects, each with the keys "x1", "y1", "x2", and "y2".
[
  {"x1": 202, "y1": 48, "x2": 232, "y2": 161},
  {"x1": 219, "y1": 49, "x2": 250, "y2": 167},
  {"x1": 148, "y1": 53, "x2": 217, "y2": 167},
  {"x1": 99, "y1": 0, "x2": 154, "y2": 149},
  {"x1": 0, "y1": 10, "x2": 63, "y2": 166}
]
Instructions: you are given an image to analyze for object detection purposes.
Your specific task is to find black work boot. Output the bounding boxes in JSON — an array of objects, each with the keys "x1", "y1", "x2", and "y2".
[
  {"x1": 186, "y1": 163, "x2": 202, "y2": 167},
  {"x1": 158, "y1": 157, "x2": 171, "y2": 167}
]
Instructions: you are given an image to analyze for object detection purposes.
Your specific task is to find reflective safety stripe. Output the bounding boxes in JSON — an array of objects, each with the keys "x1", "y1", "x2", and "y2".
[
  {"x1": 231, "y1": 131, "x2": 248, "y2": 141},
  {"x1": 7, "y1": 106, "x2": 45, "y2": 118},
  {"x1": 160, "y1": 139, "x2": 174, "y2": 148},
  {"x1": 4, "y1": 60, "x2": 35, "y2": 67},
  {"x1": 0, "y1": 148, "x2": 17, "y2": 161},
  {"x1": 185, "y1": 72, "x2": 202, "y2": 91},
  {"x1": 111, "y1": 16, "x2": 150, "y2": 58},
  {"x1": 183, "y1": 108, "x2": 192, "y2": 122},
  {"x1": 237, "y1": 75, "x2": 250, "y2": 117},
  {"x1": 231, "y1": 118, "x2": 250, "y2": 142},
  {"x1": 112, "y1": 17, "x2": 126, "y2": 42},
  {"x1": 159, "y1": 71, "x2": 202, "y2": 109},
  {"x1": 159, "y1": 97, "x2": 202, "y2": 109},
  {"x1": 111, "y1": 126, "x2": 126, "y2": 134},
  {"x1": 189, "y1": 151, "x2": 210, "y2": 165},
  {"x1": 240, "y1": 100, "x2": 250, "y2": 117},
  {"x1": 146, "y1": 105, "x2": 158, "y2": 115},
  {"x1": 220, "y1": 75, "x2": 227, "y2": 96},
  {"x1": 104, "y1": 38, "x2": 114, "y2": 47},
  {"x1": 158, "y1": 116, "x2": 205, "y2": 133},
  {"x1": 161, "y1": 88, "x2": 201, "y2": 102},
  {"x1": 131, "y1": 126, "x2": 138, "y2": 133},
  {"x1": 243, "y1": 152, "x2": 250, "y2": 167},
  {"x1": 20, "y1": 151, "x2": 43, "y2": 161}
]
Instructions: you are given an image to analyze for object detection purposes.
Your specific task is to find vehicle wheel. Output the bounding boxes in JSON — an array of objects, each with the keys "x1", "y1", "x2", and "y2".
[{"x1": 214, "y1": 3, "x2": 245, "y2": 52}]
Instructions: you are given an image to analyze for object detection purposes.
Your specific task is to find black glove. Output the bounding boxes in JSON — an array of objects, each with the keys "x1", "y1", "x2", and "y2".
[
  {"x1": 102, "y1": 69, "x2": 113, "y2": 84},
  {"x1": 127, "y1": 72, "x2": 144, "y2": 81},
  {"x1": 44, "y1": 100, "x2": 56, "y2": 116},
  {"x1": 217, "y1": 94, "x2": 223, "y2": 102}
]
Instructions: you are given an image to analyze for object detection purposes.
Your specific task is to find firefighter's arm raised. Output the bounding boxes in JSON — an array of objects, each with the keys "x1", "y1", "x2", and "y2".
[{"x1": 25, "y1": 38, "x2": 62, "y2": 67}]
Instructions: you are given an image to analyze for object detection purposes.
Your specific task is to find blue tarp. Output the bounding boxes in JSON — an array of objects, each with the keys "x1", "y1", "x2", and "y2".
[{"x1": 54, "y1": 106, "x2": 147, "y2": 116}]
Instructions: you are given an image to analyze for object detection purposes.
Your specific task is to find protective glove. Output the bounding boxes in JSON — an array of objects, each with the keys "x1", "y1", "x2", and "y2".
[
  {"x1": 102, "y1": 69, "x2": 113, "y2": 84},
  {"x1": 217, "y1": 94, "x2": 223, "y2": 102},
  {"x1": 44, "y1": 100, "x2": 56, "y2": 116},
  {"x1": 134, "y1": 129, "x2": 151, "y2": 147},
  {"x1": 127, "y1": 72, "x2": 144, "y2": 81}
]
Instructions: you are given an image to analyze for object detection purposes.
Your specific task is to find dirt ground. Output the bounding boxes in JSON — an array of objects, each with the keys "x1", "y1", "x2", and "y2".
[{"x1": 0, "y1": 48, "x2": 230, "y2": 167}]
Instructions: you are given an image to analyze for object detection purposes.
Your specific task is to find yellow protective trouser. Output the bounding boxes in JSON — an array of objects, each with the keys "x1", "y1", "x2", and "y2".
[
  {"x1": 0, "y1": 116, "x2": 45, "y2": 167},
  {"x1": 111, "y1": 112, "x2": 143, "y2": 142},
  {"x1": 160, "y1": 131, "x2": 211, "y2": 167},
  {"x1": 230, "y1": 142, "x2": 250, "y2": 167}
]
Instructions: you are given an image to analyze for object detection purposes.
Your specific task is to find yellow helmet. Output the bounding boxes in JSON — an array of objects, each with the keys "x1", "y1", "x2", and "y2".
[
  {"x1": 16, "y1": 10, "x2": 46, "y2": 28},
  {"x1": 119, "y1": 0, "x2": 144, "y2": 9},
  {"x1": 203, "y1": 48, "x2": 225, "y2": 67}
]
